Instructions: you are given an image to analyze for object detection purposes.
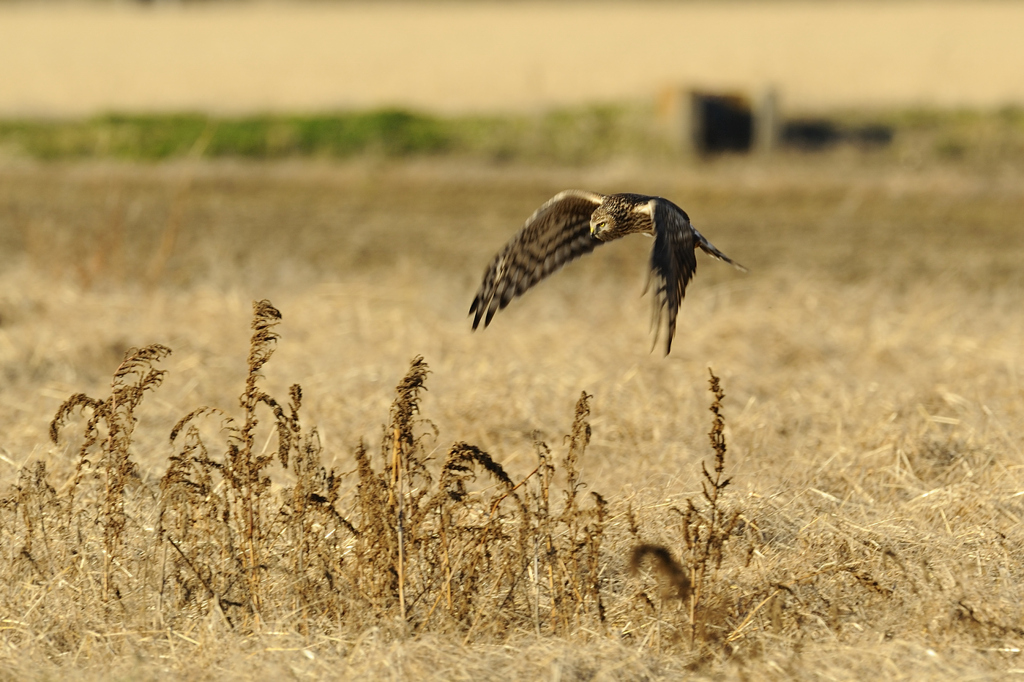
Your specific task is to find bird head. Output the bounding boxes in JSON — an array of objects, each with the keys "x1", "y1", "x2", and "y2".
[
  {"x1": 589, "y1": 207, "x2": 614, "y2": 241},
  {"x1": 591, "y1": 196, "x2": 654, "y2": 241}
]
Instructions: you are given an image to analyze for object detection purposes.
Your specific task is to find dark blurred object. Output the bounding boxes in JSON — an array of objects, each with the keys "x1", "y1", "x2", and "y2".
[
  {"x1": 781, "y1": 119, "x2": 841, "y2": 150},
  {"x1": 850, "y1": 124, "x2": 894, "y2": 147},
  {"x1": 783, "y1": 119, "x2": 893, "y2": 150},
  {"x1": 661, "y1": 87, "x2": 893, "y2": 156},
  {"x1": 690, "y1": 93, "x2": 753, "y2": 153}
]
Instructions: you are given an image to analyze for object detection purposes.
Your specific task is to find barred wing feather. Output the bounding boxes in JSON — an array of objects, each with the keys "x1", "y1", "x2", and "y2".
[{"x1": 470, "y1": 190, "x2": 606, "y2": 329}]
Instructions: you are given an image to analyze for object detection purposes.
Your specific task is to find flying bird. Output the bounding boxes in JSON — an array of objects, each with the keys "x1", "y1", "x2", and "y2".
[{"x1": 469, "y1": 190, "x2": 746, "y2": 354}]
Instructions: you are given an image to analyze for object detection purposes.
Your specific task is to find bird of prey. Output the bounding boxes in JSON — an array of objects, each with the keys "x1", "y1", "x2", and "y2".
[{"x1": 469, "y1": 190, "x2": 746, "y2": 354}]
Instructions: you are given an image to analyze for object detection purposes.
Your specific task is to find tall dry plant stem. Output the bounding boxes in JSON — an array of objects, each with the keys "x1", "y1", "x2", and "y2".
[
  {"x1": 50, "y1": 344, "x2": 172, "y2": 602},
  {"x1": 685, "y1": 368, "x2": 741, "y2": 645},
  {"x1": 160, "y1": 299, "x2": 343, "y2": 634},
  {"x1": 383, "y1": 356, "x2": 430, "y2": 623},
  {"x1": 393, "y1": 426, "x2": 406, "y2": 622},
  {"x1": 234, "y1": 300, "x2": 285, "y2": 625}
]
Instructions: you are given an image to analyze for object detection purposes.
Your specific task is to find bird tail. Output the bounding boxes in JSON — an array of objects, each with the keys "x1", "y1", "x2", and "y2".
[{"x1": 693, "y1": 228, "x2": 748, "y2": 272}]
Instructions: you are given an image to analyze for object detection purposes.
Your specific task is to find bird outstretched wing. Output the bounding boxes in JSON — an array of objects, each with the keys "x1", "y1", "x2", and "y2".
[
  {"x1": 647, "y1": 199, "x2": 699, "y2": 355},
  {"x1": 470, "y1": 189, "x2": 606, "y2": 329}
]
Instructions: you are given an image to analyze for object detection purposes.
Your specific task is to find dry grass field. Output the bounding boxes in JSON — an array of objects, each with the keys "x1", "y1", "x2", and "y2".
[{"x1": 0, "y1": 151, "x2": 1023, "y2": 680}]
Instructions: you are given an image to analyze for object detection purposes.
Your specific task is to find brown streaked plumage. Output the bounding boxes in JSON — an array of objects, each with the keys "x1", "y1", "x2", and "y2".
[{"x1": 469, "y1": 190, "x2": 746, "y2": 354}]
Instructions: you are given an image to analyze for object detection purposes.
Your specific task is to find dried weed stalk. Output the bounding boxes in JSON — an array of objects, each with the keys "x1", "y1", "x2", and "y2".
[
  {"x1": 627, "y1": 368, "x2": 748, "y2": 656},
  {"x1": 681, "y1": 369, "x2": 742, "y2": 642},
  {"x1": 49, "y1": 344, "x2": 171, "y2": 601},
  {"x1": 348, "y1": 370, "x2": 607, "y2": 639},
  {"x1": 159, "y1": 300, "x2": 355, "y2": 632}
]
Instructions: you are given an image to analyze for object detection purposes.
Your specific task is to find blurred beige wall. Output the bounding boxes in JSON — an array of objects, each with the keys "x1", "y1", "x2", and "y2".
[{"x1": 1, "y1": 1, "x2": 1021, "y2": 116}]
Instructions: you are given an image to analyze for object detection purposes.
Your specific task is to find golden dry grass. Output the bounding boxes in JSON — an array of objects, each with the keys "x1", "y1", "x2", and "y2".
[
  {"x1": 0, "y1": 153, "x2": 1023, "y2": 679},
  {"x1": 2, "y1": 1, "x2": 1024, "y2": 116}
]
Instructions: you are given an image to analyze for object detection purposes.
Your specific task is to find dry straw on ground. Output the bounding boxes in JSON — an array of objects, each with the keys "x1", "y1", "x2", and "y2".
[{"x1": 0, "y1": 157, "x2": 1022, "y2": 679}]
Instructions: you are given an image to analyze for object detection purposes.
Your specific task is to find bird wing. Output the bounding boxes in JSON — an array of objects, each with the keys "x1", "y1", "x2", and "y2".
[
  {"x1": 470, "y1": 189, "x2": 606, "y2": 329},
  {"x1": 693, "y1": 227, "x2": 748, "y2": 272},
  {"x1": 647, "y1": 199, "x2": 698, "y2": 355}
]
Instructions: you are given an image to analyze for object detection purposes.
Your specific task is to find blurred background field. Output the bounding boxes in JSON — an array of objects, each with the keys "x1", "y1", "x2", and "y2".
[
  {"x1": 0, "y1": 1, "x2": 1023, "y2": 680},
  {"x1": 2, "y1": 1, "x2": 1024, "y2": 115}
]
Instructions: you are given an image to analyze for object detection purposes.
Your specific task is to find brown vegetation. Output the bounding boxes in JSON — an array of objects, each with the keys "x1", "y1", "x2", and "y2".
[
  {"x1": 0, "y1": 156, "x2": 1022, "y2": 679},
  {"x1": 9, "y1": 296, "x2": 747, "y2": 667}
]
